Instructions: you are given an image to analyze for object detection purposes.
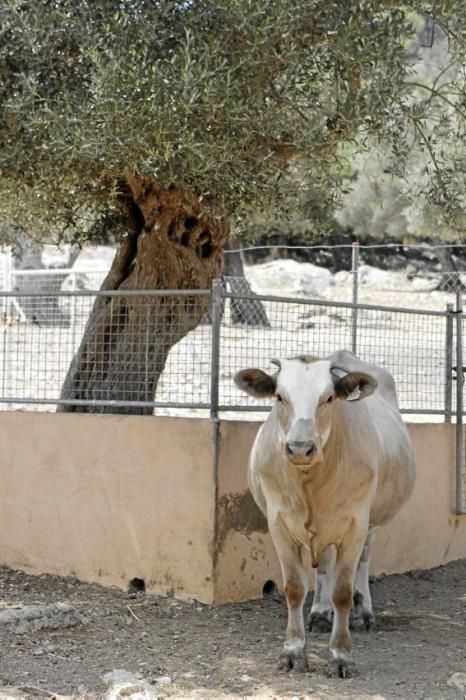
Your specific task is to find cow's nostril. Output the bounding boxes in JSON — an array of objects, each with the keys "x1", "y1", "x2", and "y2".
[
  {"x1": 305, "y1": 445, "x2": 315, "y2": 457},
  {"x1": 285, "y1": 443, "x2": 294, "y2": 456}
]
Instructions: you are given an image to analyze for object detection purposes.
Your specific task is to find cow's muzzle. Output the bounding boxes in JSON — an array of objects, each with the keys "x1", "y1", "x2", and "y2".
[{"x1": 285, "y1": 440, "x2": 316, "y2": 466}]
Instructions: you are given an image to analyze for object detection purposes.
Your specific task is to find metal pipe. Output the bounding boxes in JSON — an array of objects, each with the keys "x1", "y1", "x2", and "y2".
[
  {"x1": 445, "y1": 303, "x2": 454, "y2": 423},
  {"x1": 351, "y1": 242, "x2": 359, "y2": 354},
  {"x1": 214, "y1": 405, "x2": 448, "y2": 415},
  {"x1": 0, "y1": 397, "x2": 211, "y2": 409},
  {"x1": 455, "y1": 289, "x2": 464, "y2": 514},
  {"x1": 9, "y1": 268, "x2": 106, "y2": 276},
  {"x1": 210, "y1": 278, "x2": 223, "y2": 420},
  {"x1": 0, "y1": 288, "x2": 211, "y2": 298},
  {"x1": 220, "y1": 291, "x2": 448, "y2": 317}
]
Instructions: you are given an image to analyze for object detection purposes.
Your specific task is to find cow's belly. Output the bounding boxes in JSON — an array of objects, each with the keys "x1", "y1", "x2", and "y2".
[{"x1": 369, "y1": 448, "x2": 416, "y2": 526}]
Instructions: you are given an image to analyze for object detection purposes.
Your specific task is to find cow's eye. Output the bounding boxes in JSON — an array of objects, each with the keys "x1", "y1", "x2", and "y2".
[
  {"x1": 276, "y1": 393, "x2": 283, "y2": 402},
  {"x1": 326, "y1": 395, "x2": 334, "y2": 404}
]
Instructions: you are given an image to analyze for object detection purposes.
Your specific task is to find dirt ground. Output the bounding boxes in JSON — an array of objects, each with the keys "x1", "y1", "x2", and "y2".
[{"x1": 0, "y1": 560, "x2": 466, "y2": 699}]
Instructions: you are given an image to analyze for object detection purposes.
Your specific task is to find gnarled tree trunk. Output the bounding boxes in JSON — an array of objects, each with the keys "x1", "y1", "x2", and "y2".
[
  {"x1": 58, "y1": 177, "x2": 228, "y2": 414},
  {"x1": 433, "y1": 239, "x2": 464, "y2": 292},
  {"x1": 224, "y1": 242, "x2": 270, "y2": 326},
  {"x1": 201, "y1": 241, "x2": 270, "y2": 326}
]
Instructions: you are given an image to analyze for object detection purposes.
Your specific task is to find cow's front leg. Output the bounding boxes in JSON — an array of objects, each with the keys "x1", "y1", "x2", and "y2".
[
  {"x1": 270, "y1": 521, "x2": 309, "y2": 672},
  {"x1": 351, "y1": 532, "x2": 376, "y2": 631},
  {"x1": 327, "y1": 528, "x2": 367, "y2": 679},
  {"x1": 309, "y1": 545, "x2": 334, "y2": 632}
]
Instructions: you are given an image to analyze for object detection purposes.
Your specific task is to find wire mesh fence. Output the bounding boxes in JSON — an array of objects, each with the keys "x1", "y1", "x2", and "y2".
[
  {"x1": 0, "y1": 289, "x2": 213, "y2": 412},
  {"x1": 216, "y1": 292, "x2": 449, "y2": 417},
  {"x1": 0, "y1": 281, "x2": 453, "y2": 418}
]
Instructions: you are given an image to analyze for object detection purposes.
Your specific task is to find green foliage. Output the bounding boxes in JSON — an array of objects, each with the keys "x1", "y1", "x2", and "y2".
[
  {"x1": 337, "y1": 17, "x2": 466, "y2": 241},
  {"x1": 1, "y1": 1, "x2": 466, "y2": 242}
]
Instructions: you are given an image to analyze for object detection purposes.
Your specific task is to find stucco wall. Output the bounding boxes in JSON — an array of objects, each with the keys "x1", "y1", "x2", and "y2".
[
  {"x1": 0, "y1": 412, "x2": 464, "y2": 604},
  {"x1": 0, "y1": 413, "x2": 215, "y2": 602}
]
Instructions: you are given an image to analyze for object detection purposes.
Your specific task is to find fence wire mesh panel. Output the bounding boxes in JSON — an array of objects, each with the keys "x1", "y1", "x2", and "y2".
[
  {"x1": 218, "y1": 292, "x2": 448, "y2": 417},
  {"x1": 0, "y1": 290, "x2": 212, "y2": 412},
  {"x1": 0, "y1": 281, "x2": 453, "y2": 419}
]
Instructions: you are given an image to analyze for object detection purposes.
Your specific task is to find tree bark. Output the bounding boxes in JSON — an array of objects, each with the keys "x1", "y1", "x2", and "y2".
[
  {"x1": 433, "y1": 238, "x2": 464, "y2": 291},
  {"x1": 58, "y1": 178, "x2": 228, "y2": 414},
  {"x1": 223, "y1": 242, "x2": 270, "y2": 326},
  {"x1": 201, "y1": 242, "x2": 270, "y2": 326}
]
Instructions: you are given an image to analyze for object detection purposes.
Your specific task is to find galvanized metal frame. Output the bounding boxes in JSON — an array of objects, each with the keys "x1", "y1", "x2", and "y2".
[
  {"x1": 0, "y1": 282, "x2": 453, "y2": 413},
  {"x1": 455, "y1": 291, "x2": 464, "y2": 514}
]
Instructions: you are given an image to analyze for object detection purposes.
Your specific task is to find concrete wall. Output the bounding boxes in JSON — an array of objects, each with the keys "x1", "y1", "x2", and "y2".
[
  {"x1": 0, "y1": 412, "x2": 465, "y2": 604},
  {"x1": 0, "y1": 413, "x2": 216, "y2": 602}
]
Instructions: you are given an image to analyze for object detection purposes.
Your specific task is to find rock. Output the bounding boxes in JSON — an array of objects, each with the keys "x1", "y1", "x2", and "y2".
[
  {"x1": 102, "y1": 670, "x2": 157, "y2": 699},
  {"x1": 358, "y1": 265, "x2": 409, "y2": 289},
  {"x1": 245, "y1": 260, "x2": 334, "y2": 298},
  {"x1": 240, "y1": 674, "x2": 252, "y2": 682},
  {"x1": 334, "y1": 270, "x2": 353, "y2": 286},
  {"x1": 0, "y1": 602, "x2": 82, "y2": 634},
  {"x1": 154, "y1": 676, "x2": 172, "y2": 686},
  {"x1": 103, "y1": 671, "x2": 142, "y2": 686},
  {"x1": 447, "y1": 672, "x2": 466, "y2": 691}
]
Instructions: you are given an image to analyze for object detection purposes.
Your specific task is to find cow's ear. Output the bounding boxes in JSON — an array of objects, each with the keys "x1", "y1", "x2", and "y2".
[
  {"x1": 234, "y1": 368, "x2": 276, "y2": 399},
  {"x1": 332, "y1": 370, "x2": 377, "y2": 402}
]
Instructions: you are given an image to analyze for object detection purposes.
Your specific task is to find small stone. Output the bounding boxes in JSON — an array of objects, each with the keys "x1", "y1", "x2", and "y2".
[
  {"x1": 33, "y1": 648, "x2": 45, "y2": 657},
  {"x1": 155, "y1": 676, "x2": 172, "y2": 686},
  {"x1": 240, "y1": 674, "x2": 252, "y2": 682},
  {"x1": 447, "y1": 672, "x2": 466, "y2": 691},
  {"x1": 182, "y1": 672, "x2": 195, "y2": 679}
]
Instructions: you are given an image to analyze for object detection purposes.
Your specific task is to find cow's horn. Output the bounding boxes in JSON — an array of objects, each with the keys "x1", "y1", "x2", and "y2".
[
  {"x1": 271, "y1": 358, "x2": 281, "y2": 369},
  {"x1": 330, "y1": 365, "x2": 348, "y2": 379}
]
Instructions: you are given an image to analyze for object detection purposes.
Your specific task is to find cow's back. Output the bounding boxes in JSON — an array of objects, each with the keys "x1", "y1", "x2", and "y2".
[{"x1": 327, "y1": 352, "x2": 415, "y2": 527}]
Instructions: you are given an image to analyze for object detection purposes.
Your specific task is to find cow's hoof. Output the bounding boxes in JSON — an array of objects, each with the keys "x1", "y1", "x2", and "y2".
[
  {"x1": 350, "y1": 611, "x2": 376, "y2": 632},
  {"x1": 308, "y1": 610, "x2": 333, "y2": 633},
  {"x1": 278, "y1": 650, "x2": 308, "y2": 673},
  {"x1": 326, "y1": 658, "x2": 356, "y2": 679}
]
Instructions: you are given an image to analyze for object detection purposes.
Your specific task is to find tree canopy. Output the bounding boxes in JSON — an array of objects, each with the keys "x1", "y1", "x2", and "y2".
[{"x1": 1, "y1": 1, "x2": 466, "y2": 245}]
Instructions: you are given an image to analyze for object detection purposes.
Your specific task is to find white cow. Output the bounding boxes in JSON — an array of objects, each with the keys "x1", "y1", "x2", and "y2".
[{"x1": 234, "y1": 350, "x2": 415, "y2": 678}]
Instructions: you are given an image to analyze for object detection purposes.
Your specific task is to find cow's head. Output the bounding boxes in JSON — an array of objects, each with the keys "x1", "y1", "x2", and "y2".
[{"x1": 234, "y1": 356, "x2": 377, "y2": 469}]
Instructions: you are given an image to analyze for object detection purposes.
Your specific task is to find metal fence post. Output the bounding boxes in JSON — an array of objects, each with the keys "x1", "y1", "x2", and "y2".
[
  {"x1": 2, "y1": 248, "x2": 12, "y2": 317},
  {"x1": 445, "y1": 303, "x2": 454, "y2": 423},
  {"x1": 210, "y1": 278, "x2": 223, "y2": 419},
  {"x1": 70, "y1": 272, "x2": 77, "y2": 351},
  {"x1": 455, "y1": 289, "x2": 464, "y2": 514},
  {"x1": 351, "y1": 242, "x2": 359, "y2": 354}
]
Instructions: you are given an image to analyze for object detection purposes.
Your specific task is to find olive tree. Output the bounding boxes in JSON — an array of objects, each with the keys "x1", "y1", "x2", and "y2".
[{"x1": 1, "y1": 0, "x2": 465, "y2": 412}]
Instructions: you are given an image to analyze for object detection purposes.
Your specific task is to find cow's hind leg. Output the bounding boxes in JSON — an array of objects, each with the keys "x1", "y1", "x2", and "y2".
[
  {"x1": 270, "y1": 521, "x2": 309, "y2": 672},
  {"x1": 351, "y1": 532, "x2": 376, "y2": 631},
  {"x1": 308, "y1": 545, "x2": 334, "y2": 632},
  {"x1": 327, "y1": 526, "x2": 367, "y2": 679}
]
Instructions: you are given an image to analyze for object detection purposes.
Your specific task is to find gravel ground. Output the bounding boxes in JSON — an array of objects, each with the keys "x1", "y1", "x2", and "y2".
[{"x1": 0, "y1": 559, "x2": 466, "y2": 699}]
